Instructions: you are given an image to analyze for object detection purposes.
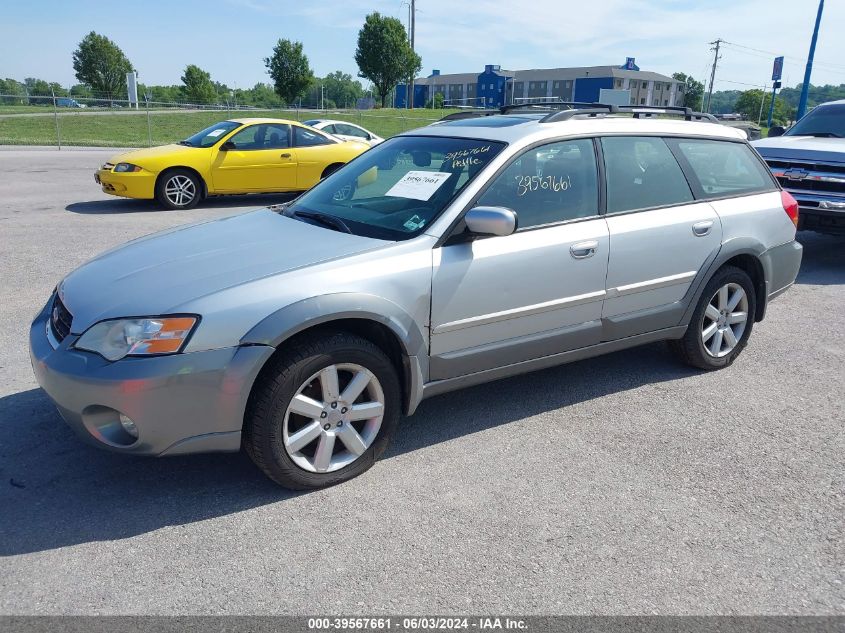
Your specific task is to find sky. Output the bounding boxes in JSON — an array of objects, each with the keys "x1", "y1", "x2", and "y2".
[{"x1": 1, "y1": 0, "x2": 844, "y2": 92}]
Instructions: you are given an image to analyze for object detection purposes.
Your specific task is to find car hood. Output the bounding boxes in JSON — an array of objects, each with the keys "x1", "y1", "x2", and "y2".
[
  {"x1": 752, "y1": 136, "x2": 845, "y2": 164},
  {"x1": 60, "y1": 209, "x2": 388, "y2": 333},
  {"x1": 108, "y1": 144, "x2": 195, "y2": 166}
]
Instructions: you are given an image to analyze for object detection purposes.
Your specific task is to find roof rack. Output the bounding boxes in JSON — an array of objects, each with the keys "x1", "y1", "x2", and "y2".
[
  {"x1": 438, "y1": 102, "x2": 720, "y2": 124},
  {"x1": 437, "y1": 110, "x2": 497, "y2": 122},
  {"x1": 500, "y1": 101, "x2": 600, "y2": 114},
  {"x1": 540, "y1": 104, "x2": 719, "y2": 123}
]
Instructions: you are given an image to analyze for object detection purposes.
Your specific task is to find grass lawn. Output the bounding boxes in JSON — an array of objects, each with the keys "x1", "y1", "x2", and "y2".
[{"x1": 0, "y1": 107, "x2": 459, "y2": 147}]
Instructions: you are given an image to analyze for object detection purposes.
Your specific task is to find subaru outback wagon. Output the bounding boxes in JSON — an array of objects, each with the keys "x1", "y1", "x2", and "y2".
[{"x1": 30, "y1": 103, "x2": 803, "y2": 489}]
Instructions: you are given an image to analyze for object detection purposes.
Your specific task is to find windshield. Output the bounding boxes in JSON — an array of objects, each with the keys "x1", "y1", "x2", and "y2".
[
  {"x1": 786, "y1": 104, "x2": 845, "y2": 138},
  {"x1": 181, "y1": 121, "x2": 242, "y2": 148},
  {"x1": 287, "y1": 135, "x2": 506, "y2": 240}
]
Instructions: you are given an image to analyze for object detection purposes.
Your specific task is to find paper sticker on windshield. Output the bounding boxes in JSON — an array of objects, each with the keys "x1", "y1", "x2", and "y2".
[
  {"x1": 403, "y1": 214, "x2": 426, "y2": 231},
  {"x1": 207, "y1": 129, "x2": 227, "y2": 137},
  {"x1": 386, "y1": 171, "x2": 452, "y2": 201}
]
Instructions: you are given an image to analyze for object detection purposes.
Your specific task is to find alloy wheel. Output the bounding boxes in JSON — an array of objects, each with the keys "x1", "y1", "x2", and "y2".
[
  {"x1": 164, "y1": 175, "x2": 196, "y2": 207},
  {"x1": 282, "y1": 363, "x2": 385, "y2": 473},
  {"x1": 701, "y1": 282, "x2": 749, "y2": 358}
]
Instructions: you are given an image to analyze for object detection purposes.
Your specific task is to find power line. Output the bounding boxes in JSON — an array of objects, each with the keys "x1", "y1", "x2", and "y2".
[{"x1": 721, "y1": 40, "x2": 845, "y2": 72}]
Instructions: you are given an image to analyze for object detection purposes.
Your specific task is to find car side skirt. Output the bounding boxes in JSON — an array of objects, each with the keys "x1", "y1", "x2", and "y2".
[{"x1": 416, "y1": 325, "x2": 687, "y2": 407}]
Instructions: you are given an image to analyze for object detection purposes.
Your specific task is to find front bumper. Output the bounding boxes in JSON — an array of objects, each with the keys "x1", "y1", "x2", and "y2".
[
  {"x1": 95, "y1": 168, "x2": 156, "y2": 200},
  {"x1": 29, "y1": 299, "x2": 274, "y2": 456}
]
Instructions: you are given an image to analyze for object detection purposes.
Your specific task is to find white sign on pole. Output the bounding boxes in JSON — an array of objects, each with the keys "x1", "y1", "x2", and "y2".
[{"x1": 126, "y1": 71, "x2": 139, "y2": 109}]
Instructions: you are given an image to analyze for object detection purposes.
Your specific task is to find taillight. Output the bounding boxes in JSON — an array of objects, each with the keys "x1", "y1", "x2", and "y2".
[{"x1": 781, "y1": 190, "x2": 799, "y2": 228}]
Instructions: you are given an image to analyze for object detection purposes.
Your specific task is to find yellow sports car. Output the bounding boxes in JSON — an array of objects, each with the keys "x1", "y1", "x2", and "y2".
[{"x1": 94, "y1": 118, "x2": 370, "y2": 209}]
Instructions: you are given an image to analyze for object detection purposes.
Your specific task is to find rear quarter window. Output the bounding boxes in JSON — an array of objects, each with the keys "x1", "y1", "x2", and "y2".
[{"x1": 671, "y1": 138, "x2": 776, "y2": 198}]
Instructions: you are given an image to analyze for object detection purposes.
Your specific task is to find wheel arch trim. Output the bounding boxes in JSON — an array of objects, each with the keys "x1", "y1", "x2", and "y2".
[
  {"x1": 680, "y1": 237, "x2": 770, "y2": 326},
  {"x1": 240, "y1": 293, "x2": 429, "y2": 414}
]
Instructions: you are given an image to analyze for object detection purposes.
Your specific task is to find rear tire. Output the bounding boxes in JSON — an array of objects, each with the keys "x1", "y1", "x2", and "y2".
[
  {"x1": 155, "y1": 169, "x2": 201, "y2": 210},
  {"x1": 244, "y1": 332, "x2": 401, "y2": 489},
  {"x1": 670, "y1": 265, "x2": 756, "y2": 370}
]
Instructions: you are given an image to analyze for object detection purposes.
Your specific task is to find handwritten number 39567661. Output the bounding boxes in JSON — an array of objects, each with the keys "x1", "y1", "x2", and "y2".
[{"x1": 515, "y1": 174, "x2": 572, "y2": 197}]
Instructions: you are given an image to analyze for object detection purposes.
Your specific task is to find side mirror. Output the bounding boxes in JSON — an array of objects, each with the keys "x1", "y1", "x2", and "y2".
[
  {"x1": 464, "y1": 206, "x2": 517, "y2": 237},
  {"x1": 219, "y1": 140, "x2": 235, "y2": 151},
  {"x1": 768, "y1": 126, "x2": 786, "y2": 138}
]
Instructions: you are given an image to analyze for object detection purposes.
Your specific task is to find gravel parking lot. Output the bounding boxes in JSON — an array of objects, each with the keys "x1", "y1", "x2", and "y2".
[{"x1": 0, "y1": 148, "x2": 843, "y2": 615}]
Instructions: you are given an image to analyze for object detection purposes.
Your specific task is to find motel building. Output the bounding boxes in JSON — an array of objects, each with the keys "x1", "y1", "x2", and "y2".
[{"x1": 395, "y1": 58, "x2": 686, "y2": 109}]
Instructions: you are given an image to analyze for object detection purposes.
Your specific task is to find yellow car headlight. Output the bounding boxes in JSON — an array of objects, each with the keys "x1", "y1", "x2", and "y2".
[
  {"x1": 74, "y1": 316, "x2": 198, "y2": 361},
  {"x1": 114, "y1": 163, "x2": 142, "y2": 173}
]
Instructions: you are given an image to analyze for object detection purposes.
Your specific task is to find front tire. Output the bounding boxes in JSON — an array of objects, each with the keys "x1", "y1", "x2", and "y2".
[
  {"x1": 155, "y1": 169, "x2": 201, "y2": 210},
  {"x1": 670, "y1": 265, "x2": 756, "y2": 370},
  {"x1": 244, "y1": 332, "x2": 401, "y2": 489}
]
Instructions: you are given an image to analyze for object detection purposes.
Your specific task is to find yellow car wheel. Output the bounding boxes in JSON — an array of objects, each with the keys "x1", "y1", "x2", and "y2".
[{"x1": 155, "y1": 169, "x2": 202, "y2": 210}]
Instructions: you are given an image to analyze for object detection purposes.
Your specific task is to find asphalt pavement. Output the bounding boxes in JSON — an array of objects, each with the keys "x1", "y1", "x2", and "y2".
[{"x1": 0, "y1": 148, "x2": 843, "y2": 615}]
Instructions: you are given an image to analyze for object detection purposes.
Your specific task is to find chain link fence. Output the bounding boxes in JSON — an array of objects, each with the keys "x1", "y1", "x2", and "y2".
[{"x1": 0, "y1": 93, "x2": 453, "y2": 149}]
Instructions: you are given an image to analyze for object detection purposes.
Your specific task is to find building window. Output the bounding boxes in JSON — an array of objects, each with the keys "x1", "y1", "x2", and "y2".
[
  {"x1": 615, "y1": 79, "x2": 622, "y2": 88},
  {"x1": 640, "y1": 97, "x2": 646, "y2": 104},
  {"x1": 565, "y1": 81, "x2": 571, "y2": 88},
  {"x1": 664, "y1": 99, "x2": 669, "y2": 106},
  {"x1": 643, "y1": 82, "x2": 648, "y2": 89},
  {"x1": 489, "y1": 83, "x2": 494, "y2": 90}
]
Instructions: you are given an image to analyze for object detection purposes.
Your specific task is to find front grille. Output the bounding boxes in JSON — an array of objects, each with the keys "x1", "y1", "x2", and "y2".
[
  {"x1": 50, "y1": 294, "x2": 73, "y2": 343},
  {"x1": 765, "y1": 159, "x2": 845, "y2": 196}
]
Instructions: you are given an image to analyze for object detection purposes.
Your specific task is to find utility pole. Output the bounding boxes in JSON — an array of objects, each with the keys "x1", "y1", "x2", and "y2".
[
  {"x1": 409, "y1": 0, "x2": 415, "y2": 109},
  {"x1": 704, "y1": 38, "x2": 722, "y2": 113},
  {"x1": 797, "y1": 0, "x2": 824, "y2": 120}
]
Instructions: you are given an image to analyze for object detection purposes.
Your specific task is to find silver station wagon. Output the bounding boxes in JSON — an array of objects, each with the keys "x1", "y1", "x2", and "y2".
[{"x1": 30, "y1": 103, "x2": 803, "y2": 489}]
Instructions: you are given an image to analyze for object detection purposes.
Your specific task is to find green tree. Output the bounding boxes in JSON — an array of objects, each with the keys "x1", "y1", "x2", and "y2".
[
  {"x1": 72, "y1": 31, "x2": 135, "y2": 99},
  {"x1": 181, "y1": 64, "x2": 217, "y2": 104},
  {"x1": 69, "y1": 84, "x2": 93, "y2": 99},
  {"x1": 734, "y1": 89, "x2": 793, "y2": 125},
  {"x1": 672, "y1": 72, "x2": 705, "y2": 110},
  {"x1": 23, "y1": 77, "x2": 52, "y2": 104},
  {"x1": 322, "y1": 71, "x2": 364, "y2": 109},
  {"x1": 354, "y1": 12, "x2": 421, "y2": 108},
  {"x1": 426, "y1": 92, "x2": 444, "y2": 109},
  {"x1": 264, "y1": 39, "x2": 314, "y2": 105},
  {"x1": 0, "y1": 78, "x2": 26, "y2": 104}
]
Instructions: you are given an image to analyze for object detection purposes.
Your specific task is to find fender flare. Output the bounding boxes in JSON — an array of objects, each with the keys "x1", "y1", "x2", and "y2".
[
  {"x1": 679, "y1": 237, "x2": 771, "y2": 326},
  {"x1": 240, "y1": 293, "x2": 429, "y2": 414}
]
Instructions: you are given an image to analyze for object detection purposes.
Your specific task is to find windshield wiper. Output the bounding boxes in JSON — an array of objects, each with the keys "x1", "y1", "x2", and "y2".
[
  {"x1": 292, "y1": 210, "x2": 352, "y2": 234},
  {"x1": 178, "y1": 140, "x2": 193, "y2": 146},
  {"x1": 800, "y1": 132, "x2": 842, "y2": 138}
]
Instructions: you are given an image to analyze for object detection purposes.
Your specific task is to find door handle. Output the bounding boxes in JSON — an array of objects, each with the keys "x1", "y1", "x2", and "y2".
[
  {"x1": 570, "y1": 240, "x2": 599, "y2": 259},
  {"x1": 280, "y1": 153, "x2": 292, "y2": 158},
  {"x1": 692, "y1": 220, "x2": 713, "y2": 237}
]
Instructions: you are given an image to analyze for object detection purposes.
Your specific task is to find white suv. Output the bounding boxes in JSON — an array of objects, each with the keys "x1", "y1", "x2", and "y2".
[{"x1": 30, "y1": 104, "x2": 803, "y2": 489}]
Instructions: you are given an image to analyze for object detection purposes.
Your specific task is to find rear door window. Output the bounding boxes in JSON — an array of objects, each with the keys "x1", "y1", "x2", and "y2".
[
  {"x1": 670, "y1": 138, "x2": 776, "y2": 198},
  {"x1": 601, "y1": 136, "x2": 693, "y2": 213}
]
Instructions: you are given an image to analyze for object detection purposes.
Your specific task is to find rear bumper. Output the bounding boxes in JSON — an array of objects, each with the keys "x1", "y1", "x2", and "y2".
[
  {"x1": 764, "y1": 239, "x2": 803, "y2": 301},
  {"x1": 29, "y1": 299, "x2": 274, "y2": 456},
  {"x1": 95, "y1": 168, "x2": 156, "y2": 200}
]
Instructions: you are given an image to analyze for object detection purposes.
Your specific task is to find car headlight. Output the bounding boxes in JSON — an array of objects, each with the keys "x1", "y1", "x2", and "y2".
[
  {"x1": 113, "y1": 163, "x2": 142, "y2": 173},
  {"x1": 74, "y1": 316, "x2": 198, "y2": 361}
]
